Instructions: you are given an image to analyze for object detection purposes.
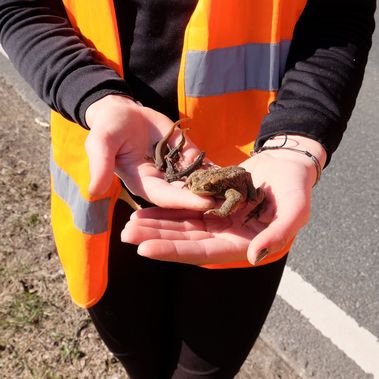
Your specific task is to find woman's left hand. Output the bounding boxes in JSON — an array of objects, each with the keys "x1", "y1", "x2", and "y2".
[{"x1": 121, "y1": 135, "x2": 327, "y2": 265}]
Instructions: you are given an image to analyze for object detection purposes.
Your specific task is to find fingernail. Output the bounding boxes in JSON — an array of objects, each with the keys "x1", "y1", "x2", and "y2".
[{"x1": 253, "y1": 248, "x2": 269, "y2": 265}]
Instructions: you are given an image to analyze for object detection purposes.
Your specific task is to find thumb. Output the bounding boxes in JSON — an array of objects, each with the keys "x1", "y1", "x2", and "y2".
[
  {"x1": 85, "y1": 131, "x2": 117, "y2": 196},
  {"x1": 247, "y1": 193, "x2": 310, "y2": 265}
]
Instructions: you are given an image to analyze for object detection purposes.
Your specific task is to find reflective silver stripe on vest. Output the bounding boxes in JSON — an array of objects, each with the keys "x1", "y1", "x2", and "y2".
[
  {"x1": 50, "y1": 154, "x2": 110, "y2": 235},
  {"x1": 185, "y1": 40, "x2": 291, "y2": 97}
]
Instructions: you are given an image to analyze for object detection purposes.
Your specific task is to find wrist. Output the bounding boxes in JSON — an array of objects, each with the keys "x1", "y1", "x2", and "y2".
[
  {"x1": 85, "y1": 94, "x2": 140, "y2": 129},
  {"x1": 263, "y1": 134, "x2": 327, "y2": 169},
  {"x1": 262, "y1": 134, "x2": 327, "y2": 169},
  {"x1": 253, "y1": 134, "x2": 327, "y2": 187}
]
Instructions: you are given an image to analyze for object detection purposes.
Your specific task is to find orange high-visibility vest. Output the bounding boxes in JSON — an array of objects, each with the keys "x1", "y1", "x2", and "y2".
[{"x1": 51, "y1": 0, "x2": 307, "y2": 308}]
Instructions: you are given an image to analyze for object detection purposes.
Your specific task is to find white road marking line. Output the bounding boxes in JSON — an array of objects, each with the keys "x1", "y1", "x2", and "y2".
[
  {"x1": 0, "y1": 44, "x2": 8, "y2": 58},
  {"x1": 278, "y1": 266, "x2": 379, "y2": 377}
]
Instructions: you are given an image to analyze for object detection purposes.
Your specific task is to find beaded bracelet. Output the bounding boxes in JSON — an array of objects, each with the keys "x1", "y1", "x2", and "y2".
[{"x1": 251, "y1": 135, "x2": 322, "y2": 187}]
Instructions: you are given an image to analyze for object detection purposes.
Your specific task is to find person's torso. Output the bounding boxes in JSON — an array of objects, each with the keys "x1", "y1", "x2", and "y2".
[{"x1": 115, "y1": 0, "x2": 198, "y2": 120}]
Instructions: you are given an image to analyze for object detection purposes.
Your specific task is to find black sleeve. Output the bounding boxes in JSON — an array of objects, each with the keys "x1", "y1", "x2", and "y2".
[
  {"x1": 0, "y1": 0, "x2": 131, "y2": 127},
  {"x1": 255, "y1": 0, "x2": 376, "y2": 166}
]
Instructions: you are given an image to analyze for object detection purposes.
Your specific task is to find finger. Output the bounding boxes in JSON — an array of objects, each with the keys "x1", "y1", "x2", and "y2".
[
  {"x1": 85, "y1": 132, "x2": 117, "y2": 195},
  {"x1": 130, "y1": 207, "x2": 204, "y2": 221},
  {"x1": 121, "y1": 224, "x2": 212, "y2": 244},
  {"x1": 126, "y1": 217, "x2": 206, "y2": 231},
  {"x1": 247, "y1": 191, "x2": 310, "y2": 265},
  {"x1": 117, "y1": 160, "x2": 215, "y2": 211},
  {"x1": 137, "y1": 237, "x2": 248, "y2": 265},
  {"x1": 135, "y1": 176, "x2": 215, "y2": 211}
]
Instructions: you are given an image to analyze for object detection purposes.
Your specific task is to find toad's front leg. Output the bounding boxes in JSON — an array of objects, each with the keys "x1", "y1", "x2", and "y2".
[{"x1": 204, "y1": 188, "x2": 243, "y2": 217}]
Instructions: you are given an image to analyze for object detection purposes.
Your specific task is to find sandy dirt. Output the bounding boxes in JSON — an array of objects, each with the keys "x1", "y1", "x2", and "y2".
[{"x1": 0, "y1": 77, "x2": 126, "y2": 378}]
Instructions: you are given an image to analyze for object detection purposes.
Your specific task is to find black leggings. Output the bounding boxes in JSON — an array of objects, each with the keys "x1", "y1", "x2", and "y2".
[{"x1": 88, "y1": 200, "x2": 287, "y2": 379}]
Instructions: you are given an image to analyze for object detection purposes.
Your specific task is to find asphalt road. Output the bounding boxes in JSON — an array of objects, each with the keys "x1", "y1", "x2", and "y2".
[
  {"x1": 260, "y1": 11, "x2": 379, "y2": 379},
  {"x1": 1, "y1": 10, "x2": 378, "y2": 378}
]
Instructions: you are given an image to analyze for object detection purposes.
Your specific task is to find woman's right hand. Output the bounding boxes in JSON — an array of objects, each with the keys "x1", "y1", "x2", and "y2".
[{"x1": 84, "y1": 94, "x2": 214, "y2": 210}]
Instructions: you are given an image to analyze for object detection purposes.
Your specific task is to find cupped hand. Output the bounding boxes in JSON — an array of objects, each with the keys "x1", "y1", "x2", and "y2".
[
  {"x1": 84, "y1": 94, "x2": 213, "y2": 210},
  {"x1": 121, "y1": 135, "x2": 327, "y2": 266}
]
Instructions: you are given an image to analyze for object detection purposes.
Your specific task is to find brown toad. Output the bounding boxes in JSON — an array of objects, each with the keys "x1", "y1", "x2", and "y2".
[{"x1": 185, "y1": 166, "x2": 265, "y2": 220}]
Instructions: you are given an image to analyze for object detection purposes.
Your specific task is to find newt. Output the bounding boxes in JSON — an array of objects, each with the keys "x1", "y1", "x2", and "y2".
[{"x1": 154, "y1": 118, "x2": 190, "y2": 171}]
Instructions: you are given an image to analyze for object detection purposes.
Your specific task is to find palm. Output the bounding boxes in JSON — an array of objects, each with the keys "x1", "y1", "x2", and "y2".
[{"x1": 122, "y1": 205, "x2": 268, "y2": 265}]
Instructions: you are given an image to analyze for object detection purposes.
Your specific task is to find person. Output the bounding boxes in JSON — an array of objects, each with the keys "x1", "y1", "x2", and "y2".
[{"x1": 0, "y1": 0, "x2": 375, "y2": 378}]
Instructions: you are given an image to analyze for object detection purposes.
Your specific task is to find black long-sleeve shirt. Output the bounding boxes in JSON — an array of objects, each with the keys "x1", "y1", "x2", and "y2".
[{"x1": 0, "y1": 0, "x2": 376, "y2": 165}]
